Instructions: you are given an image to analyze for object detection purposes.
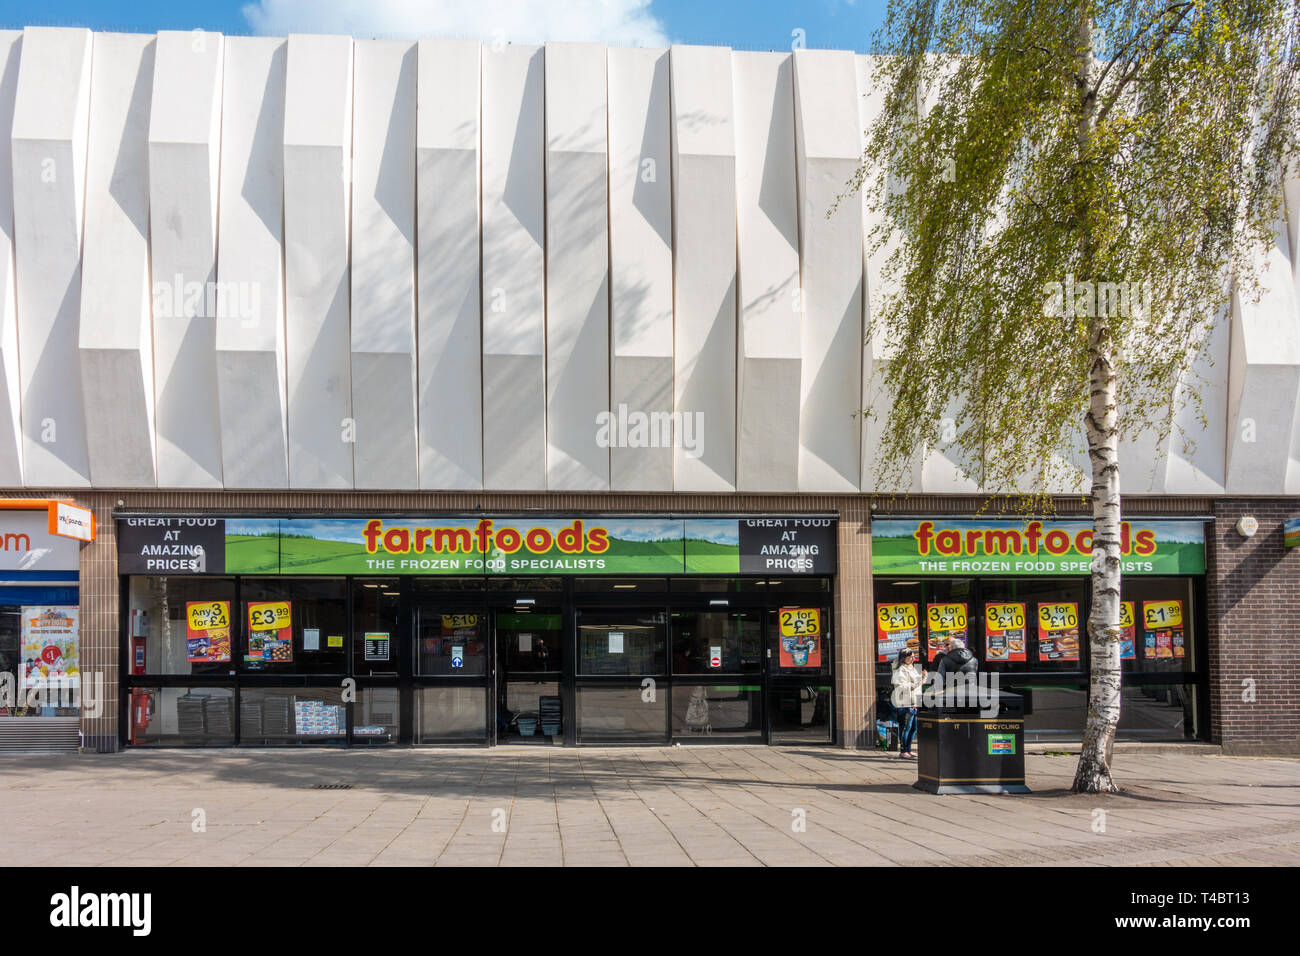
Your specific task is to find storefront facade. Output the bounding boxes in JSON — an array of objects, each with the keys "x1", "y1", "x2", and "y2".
[
  {"x1": 116, "y1": 510, "x2": 837, "y2": 747},
  {"x1": 0, "y1": 30, "x2": 1295, "y2": 754},
  {"x1": 872, "y1": 516, "x2": 1208, "y2": 743}
]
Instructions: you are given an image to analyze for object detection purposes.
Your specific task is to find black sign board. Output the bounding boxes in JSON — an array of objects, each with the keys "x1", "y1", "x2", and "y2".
[
  {"x1": 116, "y1": 518, "x2": 226, "y2": 574},
  {"x1": 738, "y1": 518, "x2": 836, "y2": 574}
]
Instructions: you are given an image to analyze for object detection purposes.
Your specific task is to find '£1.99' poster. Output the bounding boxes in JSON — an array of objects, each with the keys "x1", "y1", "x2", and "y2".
[
  {"x1": 1142, "y1": 599, "x2": 1184, "y2": 660},
  {"x1": 246, "y1": 601, "x2": 293, "y2": 663},
  {"x1": 876, "y1": 603, "x2": 919, "y2": 662}
]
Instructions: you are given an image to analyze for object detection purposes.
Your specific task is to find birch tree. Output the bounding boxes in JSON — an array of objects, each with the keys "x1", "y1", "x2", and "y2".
[{"x1": 850, "y1": 0, "x2": 1299, "y2": 792}]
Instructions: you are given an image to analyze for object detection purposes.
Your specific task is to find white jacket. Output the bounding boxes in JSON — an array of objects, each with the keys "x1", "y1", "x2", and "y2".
[{"x1": 890, "y1": 661, "x2": 924, "y2": 709}]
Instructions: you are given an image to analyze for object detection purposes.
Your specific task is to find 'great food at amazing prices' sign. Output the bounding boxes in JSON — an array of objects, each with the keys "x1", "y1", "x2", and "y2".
[
  {"x1": 116, "y1": 516, "x2": 837, "y2": 576},
  {"x1": 871, "y1": 519, "x2": 1205, "y2": 576}
]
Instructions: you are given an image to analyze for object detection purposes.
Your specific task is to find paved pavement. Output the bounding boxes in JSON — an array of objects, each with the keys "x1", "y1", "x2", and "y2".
[{"x1": 1, "y1": 746, "x2": 1297, "y2": 866}]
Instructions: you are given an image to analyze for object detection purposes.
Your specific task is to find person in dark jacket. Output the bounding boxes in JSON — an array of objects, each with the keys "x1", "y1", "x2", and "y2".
[{"x1": 935, "y1": 637, "x2": 978, "y2": 683}]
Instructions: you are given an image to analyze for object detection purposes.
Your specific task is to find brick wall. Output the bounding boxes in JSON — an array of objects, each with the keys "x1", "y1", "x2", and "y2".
[{"x1": 1208, "y1": 499, "x2": 1300, "y2": 755}]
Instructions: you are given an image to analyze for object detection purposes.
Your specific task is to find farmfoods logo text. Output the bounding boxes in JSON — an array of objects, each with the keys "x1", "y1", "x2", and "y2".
[
  {"x1": 872, "y1": 519, "x2": 1205, "y2": 576},
  {"x1": 361, "y1": 518, "x2": 610, "y2": 571}
]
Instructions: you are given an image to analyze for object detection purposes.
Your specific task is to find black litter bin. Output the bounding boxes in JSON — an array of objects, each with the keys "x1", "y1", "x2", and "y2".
[{"x1": 914, "y1": 690, "x2": 1029, "y2": 794}]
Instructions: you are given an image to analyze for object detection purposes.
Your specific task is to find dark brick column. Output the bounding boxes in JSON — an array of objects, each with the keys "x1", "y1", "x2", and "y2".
[
  {"x1": 1207, "y1": 499, "x2": 1300, "y2": 755},
  {"x1": 833, "y1": 499, "x2": 873, "y2": 748}
]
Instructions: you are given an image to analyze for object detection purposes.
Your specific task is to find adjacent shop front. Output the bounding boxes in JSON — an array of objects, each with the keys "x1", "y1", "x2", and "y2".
[
  {"x1": 872, "y1": 516, "x2": 1207, "y2": 743},
  {"x1": 0, "y1": 500, "x2": 95, "y2": 751},
  {"x1": 118, "y1": 513, "x2": 837, "y2": 748}
]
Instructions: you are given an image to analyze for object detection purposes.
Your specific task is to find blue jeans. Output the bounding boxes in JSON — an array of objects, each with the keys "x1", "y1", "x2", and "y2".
[{"x1": 898, "y1": 707, "x2": 918, "y2": 753}]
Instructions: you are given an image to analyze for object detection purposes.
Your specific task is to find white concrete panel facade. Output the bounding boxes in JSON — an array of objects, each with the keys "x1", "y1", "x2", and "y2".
[
  {"x1": 0, "y1": 32, "x2": 25, "y2": 485},
  {"x1": 283, "y1": 34, "x2": 354, "y2": 489},
  {"x1": 545, "y1": 42, "x2": 610, "y2": 491},
  {"x1": 0, "y1": 28, "x2": 1293, "y2": 499},
  {"x1": 794, "y1": 49, "x2": 862, "y2": 493},
  {"x1": 10, "y1": 27, "x2": 92, "y2": 487},
  {"x1": 216, "y1": 36, "x2": 288, "y2": 489},
  {"x1": 1225, "y1": 221, "x2": 1300, "y2": 494},
  {"x1": 670, "y1": 45, "x2": 737, "y2": 492},
  {"x1": 416, "y1": 38, "x2": 482, "y2": 490},
  {"x1": 148, "y1": 30, "x2": 225, "y2": 488},
  {"x1": 608, "y1": 46, "x2": 674, "y2": 492},
  {"x1": 481, "y1": 44, "x2": 547, "y2": 491},
  {"x1": 733, "y1": 51, "x2": 800, "y2": 492},
  {"x1": 79, "y1": 33, "x2": 157, "y2": 487},
  {"x1": 350, "y1": 40, "x2": 418, "y2": 490}
]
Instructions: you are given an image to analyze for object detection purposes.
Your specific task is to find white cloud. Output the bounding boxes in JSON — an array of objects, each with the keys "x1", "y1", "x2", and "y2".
[{"x1": 242, "y1": 0, "x2": 671, "y2": 47}]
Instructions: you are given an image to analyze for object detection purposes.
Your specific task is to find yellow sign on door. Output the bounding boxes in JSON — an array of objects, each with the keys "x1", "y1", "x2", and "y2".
[{"x1": 779, "y1": 607, "x2": 821, "y2": 637}]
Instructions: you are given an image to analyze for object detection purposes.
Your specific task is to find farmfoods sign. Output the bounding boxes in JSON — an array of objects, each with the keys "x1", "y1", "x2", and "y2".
[
  {"x1": 872, "y1": 519, "x2": 1205, "y2": 576},
  {"x1": 117, "y1": 515, "x2": 836, "y2": 576}
]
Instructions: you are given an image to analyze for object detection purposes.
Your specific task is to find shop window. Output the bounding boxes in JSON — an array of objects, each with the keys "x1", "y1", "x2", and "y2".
[
  {"x1": 1006, "y1": 684, "x2": 1087, "y2": 742},
  {"x1": 670, "y1": 577, "x2": 762, "y2": 592},
  {"x1": 240, "y1": 578, "x2": 347, "y2": 674},
  {"x1": 768, "y1": 606, "x2": 831, "y2": 675},
  {"x1": 126, "y1": 577, "x2": 236, "y2": 676},
  {"x1": 239, "y1": 687, "x2": 346, "y2": 746},
  {"x1": 416, "y1": 607, "x2": 490, "y2": 676},
  {"x1": 671, "y1": 610, "x2": 761, "y2": 675},
  {"x1": 127, "y1": 687, "x2": 235, "y2": 746},
  {"x1": 768, "y1": 684, "x2": 832, "y2": 742},
  {"x1": 499, "y1": 680, "x2": 561, "y2": 743},
  {"x1": 353, "y1": 579, "x2": 400, "y2": 676},
  {"x1": 1117, "y1": 684, "x2": 1196, "y2": 740},
  {"x1": 765, "y1": 577, "x2": 831, "y2": 592},
  {"x1": 0, "y1": 601, "x2": 82, "y2": 716},
  {"x1": 671, "y1": 684, "x2": 762, "y2": 739},
  {"x1": 487, "y1": 576, "x2": 562, "y2": 592},
  {"x1": 412, "y1": 577, "x2": 485, "y2": 592},
  {"x1": 496, "y1": 609, "x2": 563, "y2": 674},
  {"x1": 416, "y1": 686, "x2": 488, "y2": 743},
  {"x1": 576, "y1": 685, "x2": 667, "y2": 742},
  {"x1": 577, "y1": 609, "x2": 666, "y2": 675},
  {"x1": 1120, "y1": 578, "x2": 1195, "y2": 673},
  {"x1": 574, "y1": 577, "x2": 668, "y2": 592},
  {"x1": 354, "y1": 688, "x2": 400, "y2": 744}
]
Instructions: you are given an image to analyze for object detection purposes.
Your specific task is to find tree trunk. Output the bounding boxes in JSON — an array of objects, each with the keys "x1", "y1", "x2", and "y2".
[{"x1": 1072, "y1": 9, "x2": 1123, "y2": 794}]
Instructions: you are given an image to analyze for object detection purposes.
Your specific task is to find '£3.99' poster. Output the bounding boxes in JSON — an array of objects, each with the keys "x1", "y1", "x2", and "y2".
[
  {"x1": 246, "y1": 601, "x2": 293, "y2": 664},
  {"x1": 876, "y1": 603, "x2": 919, "y2": 662}
]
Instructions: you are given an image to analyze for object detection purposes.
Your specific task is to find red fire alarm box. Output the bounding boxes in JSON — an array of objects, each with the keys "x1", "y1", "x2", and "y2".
[{"x1": 129, "y1": 689, "x2": 153, "y2": 745}]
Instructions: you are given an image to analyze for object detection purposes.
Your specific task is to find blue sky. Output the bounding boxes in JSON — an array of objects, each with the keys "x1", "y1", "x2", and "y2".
[{"x1": 0, "y1": 0, "x2": 891, "y2": 52}]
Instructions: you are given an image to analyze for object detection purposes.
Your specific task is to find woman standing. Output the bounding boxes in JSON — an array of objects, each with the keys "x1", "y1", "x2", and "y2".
[{"x1": 890, "y1": 648, "x2": 926, "y2": 759}]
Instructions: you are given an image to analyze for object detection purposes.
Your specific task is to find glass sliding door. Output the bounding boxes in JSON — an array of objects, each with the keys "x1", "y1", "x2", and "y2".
[{"x1": 496, "y1": 606, "x2": 564, "y2": 744}]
